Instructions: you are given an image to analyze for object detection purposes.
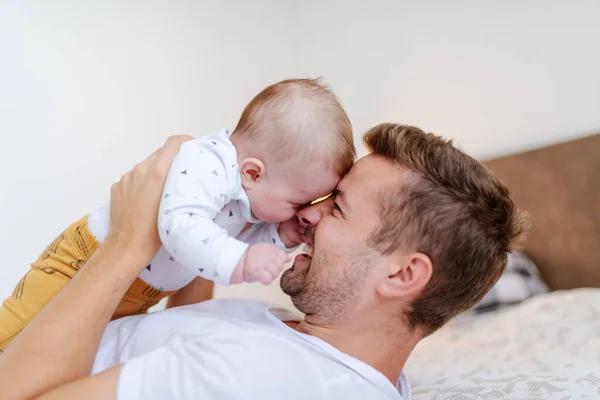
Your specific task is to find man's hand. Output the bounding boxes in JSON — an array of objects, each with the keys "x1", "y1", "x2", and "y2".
[
  {"x1": 106, "y1": 135, "x2": 193, "y2": 270},
  {"x1": 278, "y1": 218, "x2": 304, "y2": 248},
  {"x1": 231, "y1": 243, "x2": 291, "y2": 285}
]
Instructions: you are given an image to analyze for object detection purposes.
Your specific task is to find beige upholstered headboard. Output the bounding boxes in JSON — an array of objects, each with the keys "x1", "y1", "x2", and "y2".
[{"x1": 482, "y1": 133, "x2": 600, "y2": 290}]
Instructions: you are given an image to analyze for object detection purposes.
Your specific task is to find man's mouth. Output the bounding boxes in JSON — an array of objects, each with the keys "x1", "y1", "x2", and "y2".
[
  {"x1": 303, "y1": 241, "x2": 314, "y2": 257},
  {"x1": 302, "y1": 226, "x2": 315, "y2": 256},
  {"x1": 290, "y1": 253, "x2": 312, "y2": 273}
]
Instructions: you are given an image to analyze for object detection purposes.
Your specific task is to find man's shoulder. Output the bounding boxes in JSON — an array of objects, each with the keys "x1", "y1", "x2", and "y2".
[
  {"x1": 176, "y1": 298, "x2": 297, "y2": 322},
  {"x1": 128, "y1": 299, "x2": 409, "y2": 399},
  {"x1": 188, "y1": 297, "x2": 276, "y2": 312}
]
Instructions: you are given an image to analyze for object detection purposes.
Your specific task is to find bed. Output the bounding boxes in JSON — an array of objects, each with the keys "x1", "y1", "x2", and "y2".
[{"x1": 405, "y1": 133, "x2": 600, "y2": 399}]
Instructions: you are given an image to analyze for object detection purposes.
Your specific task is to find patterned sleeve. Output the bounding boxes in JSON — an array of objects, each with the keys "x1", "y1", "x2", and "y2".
[
  {"x1": 157, "y1": 137, "x2": 248, "y2": 285},
  {"x1": 236, "y1": 222, "x2": 299, "y2": 253}
]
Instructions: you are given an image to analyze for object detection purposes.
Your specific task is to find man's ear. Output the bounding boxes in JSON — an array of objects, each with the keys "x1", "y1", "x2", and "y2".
[
  {"x1": 376, "y1": 252, "x2": 432, "y2": 299},
  {"x1": 240, "y1": 158, "x2": 265, "y2": 188}
]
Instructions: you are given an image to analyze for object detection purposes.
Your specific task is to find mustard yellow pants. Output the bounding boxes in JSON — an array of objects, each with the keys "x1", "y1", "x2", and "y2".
[{"x1": 0, "y1": 217, "x2": 174, "y2": 352}]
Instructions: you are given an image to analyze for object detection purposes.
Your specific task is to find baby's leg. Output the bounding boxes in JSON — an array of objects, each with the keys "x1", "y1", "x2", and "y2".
[
  {"x1": 0, "y1": 217, "x2": 99, "y2": 352},
  {"x1": 0, "y1": 210, "x2": 177, "y2": 352}
]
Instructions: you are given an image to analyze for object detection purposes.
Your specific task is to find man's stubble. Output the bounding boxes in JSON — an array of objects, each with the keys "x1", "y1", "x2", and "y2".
[{"x1": 280, "y1": 243, "x2": 376, "y2": 324}]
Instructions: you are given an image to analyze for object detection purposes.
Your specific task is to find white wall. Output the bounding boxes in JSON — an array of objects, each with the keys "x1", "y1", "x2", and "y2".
[{"x1": 1, "y1": 1, "x2": 599, "y2": 303}]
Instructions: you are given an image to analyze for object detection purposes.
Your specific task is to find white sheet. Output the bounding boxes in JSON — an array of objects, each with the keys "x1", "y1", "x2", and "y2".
[{"x1": 405, "y1": 288, "x2": 600, "y2": 399}]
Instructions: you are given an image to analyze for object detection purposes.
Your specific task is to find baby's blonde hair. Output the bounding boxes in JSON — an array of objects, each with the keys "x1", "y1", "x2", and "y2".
[{"x1": 231, "y1": 78, "x2": 355, "y2": 177}]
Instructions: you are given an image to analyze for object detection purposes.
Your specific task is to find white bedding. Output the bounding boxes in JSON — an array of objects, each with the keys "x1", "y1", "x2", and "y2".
[{"x1": 405, "y1": 288, "x2": 600, "y2": 399}]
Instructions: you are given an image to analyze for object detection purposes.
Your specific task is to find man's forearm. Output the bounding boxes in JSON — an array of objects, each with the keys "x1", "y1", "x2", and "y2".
[{"x1": 0, "y1": 238, "x2": 144, "y2": 400}]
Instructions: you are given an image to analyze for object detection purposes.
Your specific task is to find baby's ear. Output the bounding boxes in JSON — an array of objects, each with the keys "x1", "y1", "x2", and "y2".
[{"x1": 240, "y1": 158, "x2": 265, "y2": 186}]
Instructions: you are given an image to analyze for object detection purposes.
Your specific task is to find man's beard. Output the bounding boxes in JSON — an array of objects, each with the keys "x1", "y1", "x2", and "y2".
[
  {"x1": 280, "y1": 248, "x2": 331, "y2": 317},
  {"x1": 280, "y1": 252, "x2": 316, "y2": 298},
  {"x1": 280, "y1": 242, "x2": 373, "y2": 324}
]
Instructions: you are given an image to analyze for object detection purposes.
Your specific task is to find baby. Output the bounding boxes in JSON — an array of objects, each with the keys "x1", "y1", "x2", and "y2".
[{"x1": 0, "y1": 78, "x2": 356, "y2": 351}]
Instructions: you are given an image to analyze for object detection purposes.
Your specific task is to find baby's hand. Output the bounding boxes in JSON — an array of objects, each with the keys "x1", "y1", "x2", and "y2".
[{"x1": 232, "y1": 243, "x2": 291, "y2": 285}]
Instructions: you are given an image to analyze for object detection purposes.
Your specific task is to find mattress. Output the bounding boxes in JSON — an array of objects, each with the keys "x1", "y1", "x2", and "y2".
[{"x1": 405, "y1": 288, "x2": 600, "y2": 399}]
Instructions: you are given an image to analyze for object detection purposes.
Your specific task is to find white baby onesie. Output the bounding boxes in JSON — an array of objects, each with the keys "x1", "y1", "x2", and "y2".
[{"x1": 87, "y1": 129, "x2": 291, "y2": 291}]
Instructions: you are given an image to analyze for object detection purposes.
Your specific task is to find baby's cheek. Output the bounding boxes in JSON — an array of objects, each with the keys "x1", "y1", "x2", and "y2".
[
  {"x1": 283, "y1": 203, "x2": 299, "y2": 219},
  {"x1": 252, "y1": 201, "x2": 290, "y2": 223},
  {"x1": 276, "y1": 208, "x2": 296, "y2": 224},
  {"x1": 269, "y1": 208, "x2": 292, "y2": 223}
]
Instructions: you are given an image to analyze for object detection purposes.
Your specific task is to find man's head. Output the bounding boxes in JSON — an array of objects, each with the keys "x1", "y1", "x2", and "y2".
[
  {"x1": 281, "y1": 123, "x2": 528, "y2": 336},
  {"x1": 231, "y1": 78, "x2": 355, "y2": 223}
]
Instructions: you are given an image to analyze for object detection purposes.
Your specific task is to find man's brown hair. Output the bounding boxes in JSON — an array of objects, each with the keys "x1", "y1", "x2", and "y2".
[
  {"x1": 232, "y1": 78, "x2": 355, "y2": 177},
  {"x1": 363, "y1": 123, "x2": 529, "y2": 335}
]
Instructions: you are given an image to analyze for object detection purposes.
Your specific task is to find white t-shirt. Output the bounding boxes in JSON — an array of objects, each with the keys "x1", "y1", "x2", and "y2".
[{"x1": 92, "y1": 299, "x2": 411, "y2": 400}]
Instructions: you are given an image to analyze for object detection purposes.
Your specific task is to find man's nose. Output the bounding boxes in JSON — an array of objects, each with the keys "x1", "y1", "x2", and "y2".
[{"x1": 297, "y1": 197, "x2": 334, "y2": 227}]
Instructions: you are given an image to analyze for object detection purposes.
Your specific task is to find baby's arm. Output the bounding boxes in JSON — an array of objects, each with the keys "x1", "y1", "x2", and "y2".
[
  {"x1": 158, "y1": 139, "x2": 248, "y2": 285},
  {"x1": 236, "y1": 222, "x2": 300, "y2": 252}
]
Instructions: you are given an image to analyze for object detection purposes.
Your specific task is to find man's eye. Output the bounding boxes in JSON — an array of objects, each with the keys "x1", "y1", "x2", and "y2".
[{"x1": 333, "y1": 203, "x2": 341, "y2": 212}]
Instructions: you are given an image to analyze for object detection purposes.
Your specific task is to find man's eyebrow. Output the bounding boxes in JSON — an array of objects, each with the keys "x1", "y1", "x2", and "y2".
[{"x1": 332, "y1": 189, "x2": 347, "y2": 207}]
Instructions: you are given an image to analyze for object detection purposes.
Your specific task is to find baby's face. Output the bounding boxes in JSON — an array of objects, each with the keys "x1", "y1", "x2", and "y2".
[{"x1": 249, "y1": 167, "x2": 341, "y2": 224}]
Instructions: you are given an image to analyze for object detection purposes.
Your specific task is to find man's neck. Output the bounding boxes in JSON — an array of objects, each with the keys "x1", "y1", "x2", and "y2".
[{"x1": 286, "y1": 313, "x2": 421, "y2": 384}]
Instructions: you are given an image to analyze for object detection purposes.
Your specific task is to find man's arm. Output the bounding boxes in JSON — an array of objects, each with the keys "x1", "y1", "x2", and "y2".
[
  {"x1": 0, "y1": 242, "x2": 146, "y2": 400},
  {"x1": 35, "y1": 366, "x2": 122, "y2": 400},
  {"x1": 0, "y1": 135, "x2": 192, "y2": 400}
]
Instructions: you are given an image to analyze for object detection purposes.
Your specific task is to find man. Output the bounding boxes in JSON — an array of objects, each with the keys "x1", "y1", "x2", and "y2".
[{"x1": 0, "y1": 123, "x2": 527, "y2": 399}]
